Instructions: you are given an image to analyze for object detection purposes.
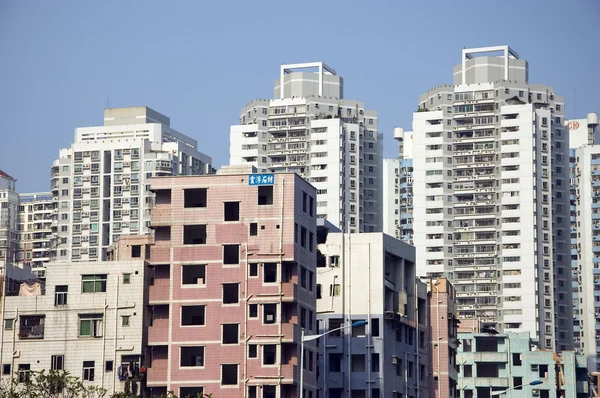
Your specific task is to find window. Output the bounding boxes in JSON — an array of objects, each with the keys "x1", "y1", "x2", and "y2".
[
  {"x1": 329, "y1": 319, "x2": 343, "y2": 337},
  {"x1": 512, "y1": 353, "x2": 522, "y2": 366},
  {"x1": 249, "y1": 304, "x2": 258, "y2": 318},
  {"x1": 105, "y1": 361, "x2": 113, "y2": 372},
  {"x1": 131, "y1": 245, "x2": 141, "y2": 258},
  {"x1": 51, "y1": 355, "x2": 64, "y2": 371},
  {"x1": 463, "y1": 364, "x2": 472, "y2": 377},
  {"x1": 263, "y1": 345, "x2": 276, "y2": 365},
  {"x1": 180, "y1": 346, "x2": 205, "y2": 367},
  {"x1": 249, "y1": 263, "x2": 258, "y2": 277},
  {"x1": 258, "y1": 186, "x2": 273, "y2": 205},
  {"x1": 223, "y1": 283, "x2": 239, "y2": 304},
  {"x1": 184, "y1": 188, "x2": 207, "y2": 208},
  {"x1": 352, "y1": 320, "x2": 366, "y2": 337},
  {"x1": 182, "y1": 264, "x2": 206, "y2": 285},
  {"x1": 222, "y1": 324, "x2": 239, "y2": 344},
  {"x1": 123, "y1": 274, "x2": 131, "y2": 284},
  {"x1": 351, "y1": 354, "x2": 365, "y2": 372},
  {"x1": 316, "y1": 284, "x2": 322, "y2": 299},
  {"x1": 180, "y1": 387, "x2": 205, "y2": 397},
  {"x1": 121, "y1": 316, "x2": 130, "y2": 327},
  {"x1": 18, "y1": 364, "x2": 30, "y2": 383},
  {"x1": 2, "y1": 364, "x2": 10, "y2": 375},
  {"x1": 249, "y1": 223, "x2": 258, "y2": 236},
  {"x1": 4, "y1": 319, "x2": 13, "y2": 330},
  {"x1": 223, "y1": 244, "x2": 240, "y2": 265},
  {"x1": 371, "y1": 318, "x2": 380, "y2": 337},
  {"x1": 54, "y1": 285, "x2": 68, "y2": 306},
  {"x1": 221, "y1": 364, "x2": 238, "y2": 385},
  {"x1": 330, "y1": 284, "x2": 340, "y2": 296},
  {"x1": 309, "y1": 196, "x2": 314, "y2": 217},
  {"x1": 263, "y1": 263, "x2": 277, "y2": 283},
  {"x1": 82, "y1": 274, "x2": 107, "y2": 293},
  {"x1": 83, "y1": 361, "x2": 95, "y2": 381},
  {"x1": 300, "y1": 226, "x2": 307, "y2": 247},
  {"x1": 371, "y1": 353, "x2": 379, "y2": 372},
  {"x1": 79, "y1": 314, "x2": 103, "y2": 337},
  {"x1": 263, "y1": 304, "x2": 277, "y2": 324},
  {"x1": 224, "y1": 202, "x2": 240, "y2": 221},
  {"x1": 329, "y1": 354, "x2": 342, "y2": 372},
  {"x1": 183, "y1": 225, "x2": 207, "y2": 244},
  {"x1": 19, "y1": 315, "x2": 45, "y2": 339},
  {"x1": 181, "y1": 305, "x2": 206, "y2": 326},
  {"x1": 249, "y1": 344, "x2": 258, "y2": 358}
]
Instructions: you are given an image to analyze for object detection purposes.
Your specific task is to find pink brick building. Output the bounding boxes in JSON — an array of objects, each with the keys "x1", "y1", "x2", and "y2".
[{"x1": 146, "y1": 172, "x2": 318, "y2": 398}]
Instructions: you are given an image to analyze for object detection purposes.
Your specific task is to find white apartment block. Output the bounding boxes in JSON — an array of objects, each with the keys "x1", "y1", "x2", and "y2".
[
  {"x1": 230, "y1": 62, "x2": 383, "y2": 233},
  {"x1": 0, "y1": 238, "x2": 151, "y2": 396},
  {"x1": 316, "y1": 230, "x2": 428, "y2": 398},
  {"x1": 16, "y1": 192, "x2": 55, "y2": 277},
  {"x1": 0, "y1": 171, "x2": 18, "y2": 270},
  {"x1": 383, "y1": 128, "x2": 415, "y2": 242},
  {"x1": 412, "y1": 46, "x2": 572, "y2": 351},
  {"x1": 568, "y1": 113, "x2": 600, "y2": 370},
  {"x1": 51, "y1": 106, "x2": 213, "y2": 263}
]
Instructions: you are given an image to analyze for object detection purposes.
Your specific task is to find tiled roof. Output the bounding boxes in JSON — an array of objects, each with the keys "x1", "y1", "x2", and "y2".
[{"x1": 0, "y1": 170, "x2": 15, "y2": 180}]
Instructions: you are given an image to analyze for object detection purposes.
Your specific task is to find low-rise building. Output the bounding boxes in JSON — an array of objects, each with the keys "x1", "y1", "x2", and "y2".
[
  {"x1": 457, "y1": 331, "x2": 588, "y2": 398},
  {"x1": 316, "y1": 231, "x2": 428, "y2": 398},
  {"x1": 0, "y1": 235, "x2": 152, "y2": 396},
  {"x1": 427, "y1": 277, "x2": 459, "y2": 398},
  {"x1": 145, "y1": 171, "x2": 318, "y2": 398}
]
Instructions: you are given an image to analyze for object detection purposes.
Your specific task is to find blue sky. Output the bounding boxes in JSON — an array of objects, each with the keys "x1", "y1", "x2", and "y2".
[{"x1": 1, "y1": 0, "x2": 599, "y2": 192}]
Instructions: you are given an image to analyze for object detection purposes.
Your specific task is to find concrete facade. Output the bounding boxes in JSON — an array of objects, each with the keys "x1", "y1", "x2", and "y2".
[
  {"x1": 0, "y1": 235, "x2": 152, "y2": 396},
  {"x1": 427, "y1": 277, "x2": 459, "y2": 398},
  {"x1": 16, "y1": 192, "x2": 55, "y2": 276},
  {"x1": 0, "y1": 170, "x2": 18, "y2": 271},
  {"x1": 411, "y1": 45, "x2": 572, "y2": 351},
  {"x1": 230, "y1": 62, "x2": 383, "y2": 233},
  {"x1": 51, "y1": 106, "x2": 213, "y2": 265},
  {"x1": 316, "y1": 231, "x2": 428, "y2": 398},
  {"x1": 457, "y1": 332, "x2": 588, "y2": 398},
  {"x1": 145, "y1": 172, "x2": 317, "y2": 398}
]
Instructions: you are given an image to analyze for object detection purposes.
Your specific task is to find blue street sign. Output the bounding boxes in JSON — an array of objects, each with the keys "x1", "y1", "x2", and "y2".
[{"x1": 248, "y1": 174, "x2": 275, "y2": 186}]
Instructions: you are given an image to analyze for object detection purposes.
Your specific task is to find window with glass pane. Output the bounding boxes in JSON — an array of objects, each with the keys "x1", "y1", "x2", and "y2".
[
  {"x1": 54, "y1": 285, "x2": 68, "y2": 305},
  {"x1": 79, "y1": 314, "x2": 103, "y2": 337},
  {"x1": 81, "y1": 275, "x2": 107, "y2": 293}
]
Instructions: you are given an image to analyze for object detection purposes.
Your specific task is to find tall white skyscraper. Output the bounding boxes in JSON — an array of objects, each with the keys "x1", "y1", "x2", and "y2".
[
  {"x1": 230, "y1": 62, "x2": 383, "y2": 232},
  {"x1": 51, "y1": 106, "x2": 213, "y2": 263},
  {"x1": 568, "y1": 112, "x2": 600, "y2": 370},
  {"x1": 16, "y1": 192, "x2": 55, "y2": 277},
  {"x1": 0, "y1": 171, "x2": 18, "y2": 270},
  {"x1": 411, "y1": 45, "x2": 572, "y2": 350}
]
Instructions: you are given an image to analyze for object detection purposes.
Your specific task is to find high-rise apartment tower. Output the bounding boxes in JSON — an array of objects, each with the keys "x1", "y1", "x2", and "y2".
[
  {"x1": 412, "y1": 45, "x2": 572, "y2": 351},
  {"x1": 230, "y1": 62, "x2": 383, "y2": 232}
]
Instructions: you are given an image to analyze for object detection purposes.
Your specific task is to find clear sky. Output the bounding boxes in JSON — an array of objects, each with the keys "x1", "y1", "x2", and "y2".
[{"x1": 1, "y1": 0, "x2": 599, "y2": 192}]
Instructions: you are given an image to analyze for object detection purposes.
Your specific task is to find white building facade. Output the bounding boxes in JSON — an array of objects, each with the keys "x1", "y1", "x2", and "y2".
[
  {"x1": 411, "y1": 46, "x2": 572, "y2": 351},
  {"x1": 0, "y1": 171, "x2": 18, "y2": 271},
  {"x1": 16, "y1": 192, "x2": 55, "y2": 277},
  {"x1": 569, "y1": 113, "x2": 600, "y2": 370},
  {"x1": 0, "y1": 241, "x2": 150, "y2": 396},
  {"x1": 316, "y1": 230, "x2": 428, "y2": 398},
  {"x1": 230, "y1": 62, "x2": 383, "y2": 233},
  {"x1": 51, "y1": 107, "x2": 213, "y2": 263}
]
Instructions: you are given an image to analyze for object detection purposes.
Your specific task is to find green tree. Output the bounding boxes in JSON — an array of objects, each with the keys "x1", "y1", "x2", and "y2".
[{"x1": 0, "y1": 369, "x2": 107, "y2": 398}]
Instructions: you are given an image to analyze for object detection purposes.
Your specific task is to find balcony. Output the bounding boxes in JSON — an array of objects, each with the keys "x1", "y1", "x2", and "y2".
[{"x1": 281, "y1": 282, "x2": 298, "y2": 302}]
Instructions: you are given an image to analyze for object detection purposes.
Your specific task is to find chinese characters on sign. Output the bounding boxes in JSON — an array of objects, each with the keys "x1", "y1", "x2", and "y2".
[{"x1": 248, "y1": 174, "x2": 275, "y2": 186}]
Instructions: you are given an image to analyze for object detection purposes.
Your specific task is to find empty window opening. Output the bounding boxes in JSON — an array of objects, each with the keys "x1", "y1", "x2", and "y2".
[
  {"x1": 464, "y1": 364, "x2": 472, "y2": 377},
  {"x1": 155, "y1": 189, "x2": 171, "y2": 205},
  {"x1": 248, "y1": 344, "x2": 258, "y2": 358},
  {"x1": 513, "y1": 377, "x2": 523, "y2": 390},
  {"x1": 131, "y1": 245, "x2": 141, "y2": 258},
  {"x1": 105, "y1": 361, "x2": 113, "y2": 372},
  {"x1": 223, "y1": 245, "x2": 240, "y2": 265},
  {"x1": 263, "y1": 345, "x2": 276, "y2": 365},
  {"x1": 182, "y1": 264, "x2": 206, "y2": 285},
  {"x1": 264, "y1": 304, "x2": 277, "y2": 324},
  {"x1": 183, "y1": 225, "x2": 207, "y2": 245},
  {"x1": 329, "y1": 318, "x2": 343, "y2": 336},
  {"x1": 223, "y1": 283, "x2": 239, "y2": 304},
  {"x1": 184, "y1": 188, "x2": 207, "y2": 208},
  {"x1": 249, "y1": 263, "x2": 258, "y2": 277},
  {"x1": 154, "y1": 226, "x2": 171, "y2": 241},
  {"x1": 224, "y1": 202, "x2": 240, "y2": 221},
  {"x1": 329, "y1": 354, "x2": 342, "y2": 372},
  {"x1": 300, "y1": 227, "x2": 307, "y2": 247},
  {"x1": 512, "y1": 353, "x2": 522, "y2": 366},
  {"x1": 475, "y1": 337, "x2": 499, "y2": 352},
  {"x1": 351, "y1": 354, "x2": 366, "y2": 372},
  {"x1": 249, "y1": 304, "x2": 258, "y2": 318},
  {"x1": 180, "y1": 387, "x2": 204, "y2": 397},
  {"x1": 249, "y1": 223, "x2": 258, "y2": 236},
  {"x1": 221, "y1": 364, "x2": 238, "y2": 385},
  {"x1": 371, "y1": 353, "x2": 379, "y2": 372},
  {"x1": 181, "y1": 305, "x2": 206, "y2": 326},
  {"x1": 222, "y1": 324, "x2": 239, "y2": 344},
  {"x1": 19, "y1": 315, "x2": 45, "y2": 339},
  {"x1": 476, "y1": 363, "x2": 498, "y2": 377},
  {"x1": 316, "y1": 284, "x2": 322, "y2": 299},
  {"x1": 263, "y1": 263, "x2": 277, "y2": 283},
  {"x1": 263, "y1": 385, "x2": 276, "y2": 398},
  {"x1": 258, "y1": 186, "x2": 273, "y2": 205},
  {"x1": 309, "y1": 196, "x2": 314, "y2": 216},
  {"x1": 180, "y1": 346, "x2": 204, "y2": 367},
  {"x1": 352, "y1": 320, "x2": 366, "y2": 337},
  {"x1": 371, "y1": 318, "x2": 380, "y2": 337}
]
